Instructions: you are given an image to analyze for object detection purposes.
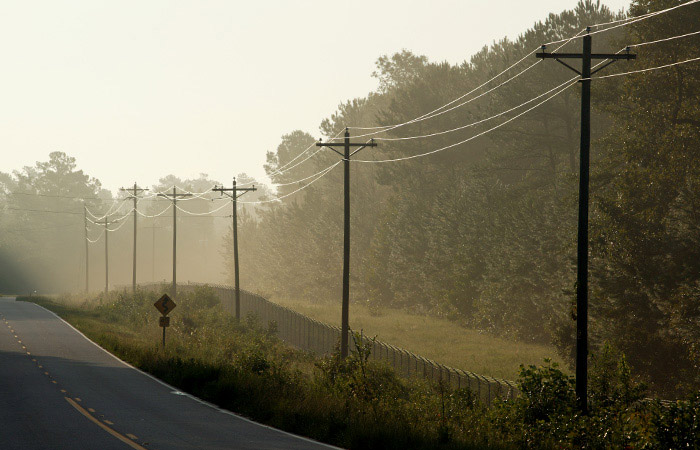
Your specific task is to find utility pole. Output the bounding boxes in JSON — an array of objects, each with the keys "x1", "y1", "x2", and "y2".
[
  {"x1": 143, "y1": 221, "x2": 163, "y2": 282},
  {"x1": 537, "y1": 29, "x2": 636, "y2": 413},
  {"x1": 316, "y1": 128, "x2": 377, "y2": 358},
  {"x1": 119, "y1": 183, "x2": 148, "y2": 293},
  {"x1": 214, "y1": 178, "x2": 256, "y2": 321},
  {"x1": 84, "y1": 204, "x2": 89, "y2": 293},
  {"x1": 94, "y1": 216, "x2": 120, "y2": 296},
  {"x1": 157, "y1": 187, "x2": 192, "y2": 300}
]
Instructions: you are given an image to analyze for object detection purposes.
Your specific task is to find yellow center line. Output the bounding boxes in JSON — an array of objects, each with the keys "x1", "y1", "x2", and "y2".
[
  {"x1": 126, "y1": 434, "x2": 139, "y2": 440},
  {"x1": 65, "y1": 397, "x2": 150, "y2": 450},
  {"x1": 104, "y1": 420, "x2": 114, "y2": 425}
]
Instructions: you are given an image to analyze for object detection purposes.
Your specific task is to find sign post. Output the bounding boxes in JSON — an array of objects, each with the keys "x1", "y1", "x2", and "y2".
[{"x1": 154, "y1": 294, "x2": 176, "y2": 348}]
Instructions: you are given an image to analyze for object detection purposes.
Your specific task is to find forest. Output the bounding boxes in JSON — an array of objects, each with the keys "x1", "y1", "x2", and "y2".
[{"x1": 1, "y1": 0, "x2": 698, "y2": 398}]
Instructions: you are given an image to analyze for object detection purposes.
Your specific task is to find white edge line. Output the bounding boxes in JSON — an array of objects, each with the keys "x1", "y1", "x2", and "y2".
[{"x1": 29, "y1": 301, "x2": 343, "y2": 450}]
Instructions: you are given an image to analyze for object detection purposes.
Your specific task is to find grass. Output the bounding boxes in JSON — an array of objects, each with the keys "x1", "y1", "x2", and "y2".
[
  {"x1": 268, "y1": 297, "x2": 566, "y2": 380},
  {"x1": 20, "y1": 289, "x2": 700, "y2": 449}
]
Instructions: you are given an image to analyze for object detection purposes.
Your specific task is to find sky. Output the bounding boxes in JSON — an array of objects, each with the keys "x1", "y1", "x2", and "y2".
[{"x1": 0, "y1": 0, "x2": 630, "y2": 193}]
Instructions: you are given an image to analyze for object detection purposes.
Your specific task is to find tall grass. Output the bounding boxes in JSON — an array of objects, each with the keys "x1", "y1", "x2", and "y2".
[
  {"x1": 23, "y1": 289, "x2": 700, "y2": 450},
  {"x1": 269, "y1": 297, "x2": 566, "y2": 380}
]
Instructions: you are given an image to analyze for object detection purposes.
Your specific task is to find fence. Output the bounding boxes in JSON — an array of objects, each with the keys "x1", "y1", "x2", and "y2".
[{"x1": 138, "y1": 282, "x2": 519, "y2": 405}]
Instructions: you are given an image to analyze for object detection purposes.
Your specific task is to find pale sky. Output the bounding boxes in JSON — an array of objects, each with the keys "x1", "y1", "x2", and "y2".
[{"x1": 0, "y1": 0, "x2": 629, "y2": 193}]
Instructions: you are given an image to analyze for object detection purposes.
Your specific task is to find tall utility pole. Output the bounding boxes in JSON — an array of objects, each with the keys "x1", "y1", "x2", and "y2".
[
  {"x1": 94, "y1": 216, "x2": 120, "y2": 295},
  {"x1": 316, "y1": 128, "x2": 377, "y2": 358},
  {"x1": 84, "y1": 204, "x2": 89, "y2": 293},
  {"x1": 119, "y1": 183, "x2": 148, "y2": 293},
  {"x1": 157, "y1": 187, "x2": 192, "y2": 300},
  {"x1": 537, "y1": 29, "x2": 636, "y2": 413},
  {"x1": 143, "y1": 221, "x2": 163, "y2": 282},
  {"x1": 214, "y1": 178, "x2": 256, "y2": 321}
]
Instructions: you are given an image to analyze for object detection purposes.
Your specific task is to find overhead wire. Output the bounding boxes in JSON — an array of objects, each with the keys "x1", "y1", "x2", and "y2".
[
  {"x1": 352, "y1": 32, "x2": 700, "y2": 164},
  {"x1": 239, "y1": 162, "x2": 341, "y2": 205},
  {"x1": 343, "y1": 28, "x2": 588, "y2": 138},
  {"x1": 346, "y1": 1, "x2": 697, "y2": 137},
  {"x1": 545, "y1": 0, "x2": 700, "y2": 46},
  {"x1": 352, "y1": 81, "x2": 577, "y2": 164}
]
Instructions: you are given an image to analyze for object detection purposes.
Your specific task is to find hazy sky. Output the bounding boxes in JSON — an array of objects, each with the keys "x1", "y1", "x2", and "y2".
[{"x1": 0, "y1": 0, "x2": 630, "y2": 193}]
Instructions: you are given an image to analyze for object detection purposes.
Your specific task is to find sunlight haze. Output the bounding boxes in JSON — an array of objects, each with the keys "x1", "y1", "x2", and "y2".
[{"x1": 0, "y1": 0, "x2": 629, "y2": 191}]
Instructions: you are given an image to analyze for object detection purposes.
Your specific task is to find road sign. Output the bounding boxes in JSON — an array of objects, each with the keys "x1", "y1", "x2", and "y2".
[
  {"x1": 159, "y1": 316, "x2": 170, "y2": 327},
  {"x1": 154, "y1": 294, "x2": 176, "y2": 316}
]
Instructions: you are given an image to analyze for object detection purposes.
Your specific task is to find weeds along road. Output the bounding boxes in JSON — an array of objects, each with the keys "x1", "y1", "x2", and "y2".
[{"x1": 0, "y1": 297, "x2": 339, "y2": 450}]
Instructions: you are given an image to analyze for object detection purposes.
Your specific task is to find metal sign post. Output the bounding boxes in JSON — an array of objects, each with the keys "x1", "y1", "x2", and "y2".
[{"x1": 154, "y1": 294, "x2": 176, "y2": 348}]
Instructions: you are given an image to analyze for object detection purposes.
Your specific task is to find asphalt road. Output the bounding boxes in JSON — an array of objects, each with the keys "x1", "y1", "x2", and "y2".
[{"x1": 0, "y1": 297, "x2": 340, "y2": 450}]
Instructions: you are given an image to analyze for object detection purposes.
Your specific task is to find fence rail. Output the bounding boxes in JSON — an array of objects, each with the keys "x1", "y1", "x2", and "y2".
[{"x1": 138, "y1": 282, "x2": 518, "y2": 405}]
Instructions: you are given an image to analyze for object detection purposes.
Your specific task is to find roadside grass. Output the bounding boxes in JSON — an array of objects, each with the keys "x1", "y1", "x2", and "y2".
[
  {"x1": 268, "y1": 297, "x2": 566, "y2": 380},
  {"x1": 22, "y1": 289, "x2": 506, "y2": 450},
  {"x1": 21, "y1": 289, "x2": 700, "y2": 449}
]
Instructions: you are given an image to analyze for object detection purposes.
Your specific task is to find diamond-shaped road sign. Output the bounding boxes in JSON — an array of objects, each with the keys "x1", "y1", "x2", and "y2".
[{"x1": 154, "y1": 294, "x2": 176, "y2": 316}]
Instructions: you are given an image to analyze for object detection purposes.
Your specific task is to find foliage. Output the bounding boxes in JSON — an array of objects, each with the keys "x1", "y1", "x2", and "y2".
[{"x1": 27, "y1": 293, "x2": 700, "y2": 449}]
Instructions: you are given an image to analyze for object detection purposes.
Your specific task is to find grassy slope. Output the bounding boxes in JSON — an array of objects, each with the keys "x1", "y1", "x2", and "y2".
[{"x1": 269, "y1": 297, "x2": 567, "y2": 380}]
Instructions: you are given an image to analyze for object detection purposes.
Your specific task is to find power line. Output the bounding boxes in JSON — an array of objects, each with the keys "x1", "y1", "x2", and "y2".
[
  {"x1": 352, "y1": 81, "x2": 576, "y2": 164},
  {"x1": 238, "y1": 163, "x2": 340, "y2": 205},
  {"x1": 4, "y1": 206, "x2": 84, "y2": 215},
  {"x1": 587, "y1": 55, "x2": 700, "y2": 81},
  {"x1": 8, "y1": 192, "x2": 102, "y2": 200},
  {"x1": 347, "y1": 2, "x2": 696, "y2": 136},
  {"x1": 545, "y1": 0, "x2": 700, "y2": 46}
]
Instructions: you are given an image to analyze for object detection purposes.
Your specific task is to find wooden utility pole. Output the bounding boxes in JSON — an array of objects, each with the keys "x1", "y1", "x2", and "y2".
[
  {"x1": 143, "y1": 221, "x2": 163, "y2": 282},
  {"x1": 157, "y1": 187, "x2": 192, "y2": 300},
  {"x1": 84, "y1": 204, "x2": 89, "y2": 293},
  {"x1": 537, "y1": 29, "x2": 636, "y2": 413},
  {"x1": 316, "y1": 128, "x2": 376, "y2": 358},
  {"x1": 94, "y1": 216, "x2": 120, "y2": 295},
  {"x1": 214, "y1": 178, "x2": 256, "y2": 320},
  {"x1": 119, "y1": 183, "x2": 148, "y2": 293}
]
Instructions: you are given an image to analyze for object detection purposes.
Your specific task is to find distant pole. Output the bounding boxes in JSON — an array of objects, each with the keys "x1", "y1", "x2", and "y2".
[
  {"x1": 119, "y1": 183, "x2": 148, "y2": 293},
  {"x1": 232, "y1": 178, "x2": 240, "y2": 320},
  {"x1": 105, "y1": 218, "x2": 108, "y2": 295},
  {"x1": 316, "y1": 129, "x2": 377, "y2": 358},
  {"x1": 84, "y1": 204, "x2": 89, "y2": 293},
  {"x1": 342, "y1": 131, "x2": 350, "y2": 359},
  {"x1": 94, "y1": 216, "x2": 121, "y2": 295},
  {"x1": 213, "y1": 178, "x2": 256, "y2": 320},
  {"x1": 172, "y1": 187, "x2": 177, "y2": 299},
  {"x1": 157, "y1": 187, "x2": 192, "y2": 300},
  {"x1": 536, "y1": 30, "x2": 636, "y2": 413},
  {"x1": 152, "y1": 224, "x2": 156, "y2": 281}
]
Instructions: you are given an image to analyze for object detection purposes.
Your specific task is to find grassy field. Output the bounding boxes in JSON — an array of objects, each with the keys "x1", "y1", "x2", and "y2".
[{"x1": 269, "y1": 297, "x2": 567, "y2": 380}]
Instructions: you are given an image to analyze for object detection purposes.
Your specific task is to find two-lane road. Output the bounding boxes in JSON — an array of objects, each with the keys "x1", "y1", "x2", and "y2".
[{"x1": 0, "y1": 297, "x2": 339, "y2": 450}]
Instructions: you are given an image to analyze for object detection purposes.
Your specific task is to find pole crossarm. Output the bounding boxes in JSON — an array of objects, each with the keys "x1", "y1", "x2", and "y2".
[
  {"x1": 119, "y1": 184, "x2": 149, "y2": 198},
  {"x1": 536, "y1": 52, "x2": 637, "y2": 60}
]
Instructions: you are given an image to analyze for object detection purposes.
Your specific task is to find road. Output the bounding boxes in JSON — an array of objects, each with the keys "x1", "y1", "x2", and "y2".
[{"x1": 0, "y1": 297, "x2": 340, "y2": 450}]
